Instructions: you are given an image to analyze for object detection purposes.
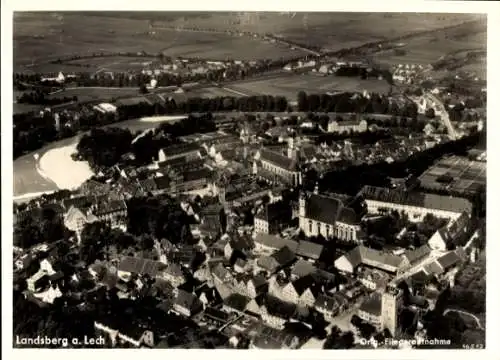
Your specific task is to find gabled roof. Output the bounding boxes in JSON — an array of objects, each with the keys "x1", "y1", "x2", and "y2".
[
  {"x1": 360, "y1": 186, "x2": 472, "y2": 214},
  {"x1": 210, "y1": 263, "x2": 233, "y2": 283},
  {"x1": 359, "y1": 292, "x2": 382, "y2": 316},
  {"x1": 174, "y1": 289, "x2": 201, "y2": 310},
  {"x1": 117, "y1": 256, "x2": 167, "y2": 277},
  {"x1": 409, "y1": 270, "x2": 433, "y2": 285},
  {"x1": 291, "y1": 275, "x2": 318, "y2": 296},
  {"x1": 94, "y1": 200, "x2": 127, "y2": 216},
  {"x1": 404, "y1": 245, "x2": 431, "y2": 264},
  {"x1": 314, "y1": 294, "x2": 340, "y2": 312},
  {"x1": 154, "y1": 176, "x2": 172, "y2": 190},
  {"x1": 296, "y1": 240, "x2": 324, "y2": 260},
  {"x1": 250, "y1": 274, "x2": 267, "y2": 289},
  {"x1": 261, "y1": 295, "x2": 297, "y2": 319},
  {"x1": 62, "y1": 195, "x2": 95, "y2": 211},
  {"x1": 337, "y1": 207, "x2": 361, "y2": 225},
  {"x1": 340, "y1": 245, "x2": 405, "y2": 273},
  {"x1": 304, "y1": 193, "x2": 343, "y2": 225},
  {"x1": 259, "y1": 148, "x2": 299, "y2": 171},
  {"x1": 160, "y1": 142, "x2": 202, "y2": 158},
  {"x1": 423, "y1": 261, "x2": 444, "y2": 275},
  {"x1": 254, "y1": 201, "x2": 291, "y2": 222},
  {"x1": 223, "y1": 293, "x2": 251, "y2": 312},
  {"x1": 291, "y1": 259, "x2": 317, "y2": 278},
  {"x1": 436, "y1": 251, "x2": 462, "y2": 270},
  {"x1": 254, "y1": 234, "x2": 298, "y2": 251},
  {"x1": 271, "y1": 246, "x2": 296, "y2": 266},
  {"x1": 256, "y1": 256, "x2": 280, "y2": 272}
]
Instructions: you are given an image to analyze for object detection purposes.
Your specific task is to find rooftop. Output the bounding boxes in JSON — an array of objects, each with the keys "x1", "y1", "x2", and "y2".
[
  {"x1": 259, "y1": 148, "x2": 299, "y2": 171},
  {"x1": 359, "y1": 292, "x2": 382, "y2": 316},
  {"x1": 360, "y1": 185, "x2": 472, "y2": 214}
]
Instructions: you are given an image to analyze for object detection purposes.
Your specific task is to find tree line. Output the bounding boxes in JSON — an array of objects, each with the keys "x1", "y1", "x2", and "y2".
[{"x1": 17, "y1": 90, "x2": 78, "y2": 106}]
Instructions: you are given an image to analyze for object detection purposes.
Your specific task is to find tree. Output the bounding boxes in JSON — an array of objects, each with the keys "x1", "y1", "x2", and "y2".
[
  {"x1": 80, "y1": 221, "x2": 113, "y2": 265},
  {"x1": 139, "y1": 84, "x2": 149, "y2": 94}
]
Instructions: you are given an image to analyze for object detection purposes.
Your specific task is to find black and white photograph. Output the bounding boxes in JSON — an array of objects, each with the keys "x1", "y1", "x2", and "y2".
[{"x1": 2, "y1": 0, "x2": 497, "y2": 355}]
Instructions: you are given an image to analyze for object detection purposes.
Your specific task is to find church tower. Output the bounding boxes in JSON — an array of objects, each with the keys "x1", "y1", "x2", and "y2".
[
  {"x1": 381, "y1": 284, "x2": 403, "y2": 336},
  {"x1": 298, "y1": 192, "x2": 306, "y2": 218}
]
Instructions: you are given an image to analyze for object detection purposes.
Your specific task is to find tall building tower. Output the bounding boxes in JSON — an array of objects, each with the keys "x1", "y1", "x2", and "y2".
[
  {"x1": 54, "y1": 113, "x2": 60, "y2": 132},
  {"x1": 298, "y1": 192, "x2": 306, "y2": 218},
  {"x1": 381, "y1": 284, "x2": 403, "y2": 336}
]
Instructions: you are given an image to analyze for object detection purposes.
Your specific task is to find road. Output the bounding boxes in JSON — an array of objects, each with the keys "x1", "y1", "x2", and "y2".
[
  {"x1": 424, "y1": 92, "x2": 458, "y2": 140},
  {"x1": 443, "y1": 308, "x2": 484, "y2": 330}
]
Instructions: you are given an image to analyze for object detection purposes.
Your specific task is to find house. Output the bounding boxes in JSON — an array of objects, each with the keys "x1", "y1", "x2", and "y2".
[
  {"x1": 258, "y1": 295, "x2": 297, "y2": 330},
  {"x1": 291, "y1": 259, "x2": 317, "y2": 280},
  {"x1": 295, "y1": 240, "x2": 324, "y2": 261},
  {"x1": 172, "y1": 289, "x2": 203, "y2": 317},
  {"x1": 276, "y1": 275, "x2": 321, "y2": 308},
  {"x1": 314, "y1": 294, "x2": 342, "y2": 320},
  {"x1": 63, "y1": 206, "x2": 98, "y2": 243},
  {"x1": 162, "y1": 262, "x2": 187, "y2": 288},
  {"x1": 94, "y1": 321, "x2": 155, "y2": 348},
  {"x1": 234, "y1": 258, "x2": 248, "y2": 273},
  {"x1": 400, "y1": 245, "x2": 431, "y2": 271},
  {"x1": 222, "y1": 293, "x2": 252, "y2": 314},
  {"x1": 157, "y1": 156, "x2": 205, "y2": 173},
  {"x1": 249, "y1": 324, "x2": 301, "y2": 349},
  {"x1": 334, "y1": 245, "x2": 408, "y2": 275},
  {"x1": 298, "y1": 191, "x2": 362, "y2": 242},
  {"x1": 359, "y1": 185, "x2": 472, "y2": 222},
  {"x1": 203, "y1": 306, "x2": 233, "y2": 327},
  {"x1": 254, "y1": 201, "x2": 292, "y2": 234},
  {"x1": 253, "y1": 234, "x2": 298, "y2": 255},
  {"x1": 435, "y1": 250, "x2": 464, "y2": 273},
  {"x1": 117, "y1": 257, "x2": 185, "y2": 286},
  {"x1": 92, "y1": 200, "x2": 128, "y2": 228},
  {"x1": 358, "y1": 269, "x2": 390, "y2": 291},
  {"x1": 246, "y1": 275, "x2": 268, "y2": 298},
  {"x1": 32, "y1": 284, "x2": 63, "y2": 304},
  {"x1": 428, "y1": 212, "x2": 470, "y2": 251},
  {"x1": 256, "y1": 246, "x2": 296, "y2": 274},
  {"x1": 357, "y1": 293, "x2": 382, "y2": 329},
  {"x1": 328, "y1": 118, "x2": 368, "y2": 134},
  {"x1": 158, "y1": 143, "x2": 202, "y2": 162}
]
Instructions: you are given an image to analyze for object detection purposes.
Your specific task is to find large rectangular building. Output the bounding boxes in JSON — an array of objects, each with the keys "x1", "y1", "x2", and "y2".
[{"x1": 359, "y1": 185, "x2": 472, "y2": 222}]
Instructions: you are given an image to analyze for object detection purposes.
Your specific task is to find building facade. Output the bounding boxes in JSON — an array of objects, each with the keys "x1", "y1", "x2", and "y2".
[{"x1": 298, "y1": 191, "x2": 362, "y2": 242}]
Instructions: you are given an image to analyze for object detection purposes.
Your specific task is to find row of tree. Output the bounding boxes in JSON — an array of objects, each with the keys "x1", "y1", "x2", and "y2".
[
  {"x1": 297, "y1": 91, "x2": 419, "y2": 118},
  {"x1": 17, "y1": 90, "x2": 78, "y2": 106}
]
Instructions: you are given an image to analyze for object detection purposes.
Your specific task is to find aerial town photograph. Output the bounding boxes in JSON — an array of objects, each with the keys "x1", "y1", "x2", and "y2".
[{"x1": 9, "y1": 9, "x2": 487, "y2": 351}]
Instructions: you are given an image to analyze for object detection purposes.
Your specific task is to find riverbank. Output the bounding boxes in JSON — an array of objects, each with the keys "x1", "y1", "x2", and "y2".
[{"x1": 38, "y1": 143, "x2": 95, "y2": 191}]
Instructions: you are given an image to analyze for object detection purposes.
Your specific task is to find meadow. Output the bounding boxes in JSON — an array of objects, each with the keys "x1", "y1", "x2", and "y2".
[{"x1": 226, "y1": 73, "x2": 391, "y2": 100}]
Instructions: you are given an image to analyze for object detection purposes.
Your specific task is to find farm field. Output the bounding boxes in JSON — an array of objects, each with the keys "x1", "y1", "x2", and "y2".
[
  {"x1": 152, "y1": 12, "x2": 483, "y2": 51},
  {"x1": 158, "y1": 30, "x2": 308, "y2": 60},
  {"x1": 62, "y1": 56, "x2": 158, "y2": 73},
  {"x1": 372, "y1": 24, "x2": 486, "y2": 66},
  {"x1": 13, "y1": 12, "x2": 308, "y2": 72},
  {"x1": 418, "y1": 155, "x2": 486, "y2": 195},
  {"x1": 226, "y1": 73, "x2": 391, "y2": 100}
]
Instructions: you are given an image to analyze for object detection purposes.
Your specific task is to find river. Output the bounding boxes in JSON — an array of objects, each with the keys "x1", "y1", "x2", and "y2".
[{"x1": 13, "y1": 116, "x2": 190, "y2": 201}]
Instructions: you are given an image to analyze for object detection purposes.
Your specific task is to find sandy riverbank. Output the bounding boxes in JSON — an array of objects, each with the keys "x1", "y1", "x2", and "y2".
[{"x1": 38, "y1": 143, "x2": 94, "y2": 191}]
